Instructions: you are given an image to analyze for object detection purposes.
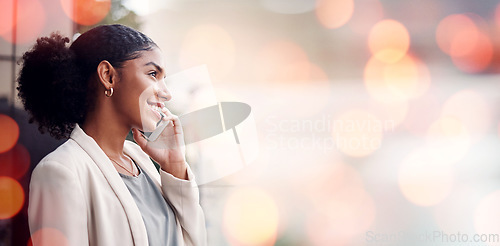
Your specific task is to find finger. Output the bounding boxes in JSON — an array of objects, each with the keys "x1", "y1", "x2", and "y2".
[
  {"x1": 162, "y1": 115, "x2": 182, "y2": 134},
  {"x1": 160, "y1": 108, "x2": 180, "y2": 124},
  {"x1": 160, "y1": 108, "x2": 174, "y2": 122},
  {"x1": 161, "y1": 106, "x2": 172, "y2": 115},
  {"x1": 170, "y1": 115, "x2": 183, "y2": 134}
]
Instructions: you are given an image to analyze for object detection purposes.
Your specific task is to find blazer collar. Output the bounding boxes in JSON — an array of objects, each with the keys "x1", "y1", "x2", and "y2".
[
  {"x1": 123, "y1": 142, "x2": 163, "y2": 192},
  {"x1": 69, "y1": 124, "x2": 149, "y2": 245}
]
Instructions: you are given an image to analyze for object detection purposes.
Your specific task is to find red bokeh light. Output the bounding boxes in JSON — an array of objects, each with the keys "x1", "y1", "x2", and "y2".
[
  {"x1": 436, "y1": 14, "x2": 493, "y2": 73},
  {"x1": 436, "y1": 14, "x2": 478, "y2": 56},
  {"x1": 451, "y1": 31, "x2": 493, "y2": 73},
  {"x1": 28, "y1": 228, "x2": 69, "y2": 246},
  {"x1": 0, "y1": 144, "x2": 31, "y2": 179},
  {"x1": 0, "y1": 0, "x2": 46, "y2": 44}
]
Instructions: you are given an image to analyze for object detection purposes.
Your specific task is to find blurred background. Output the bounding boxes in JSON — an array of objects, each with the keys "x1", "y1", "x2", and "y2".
[{"x1": 2, "y1": 0, "x2": 500, "y2": 245}]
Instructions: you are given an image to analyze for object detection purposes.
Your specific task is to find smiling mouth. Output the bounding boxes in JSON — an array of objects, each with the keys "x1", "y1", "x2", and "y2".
[{"x1": 147, "y1": 101, "x2": 166, "y2": 121}]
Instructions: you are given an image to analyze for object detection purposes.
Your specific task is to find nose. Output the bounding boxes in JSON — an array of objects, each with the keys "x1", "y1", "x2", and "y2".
[{"x1": 155, "y1": 81, "x2": 172, "y2": 102}]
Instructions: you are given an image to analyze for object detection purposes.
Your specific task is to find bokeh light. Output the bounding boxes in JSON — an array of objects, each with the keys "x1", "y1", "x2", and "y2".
[
  {"x1": 0, "y1": 0, "x2": 46, "y2": 44},
  {"x1": 28, "y1": 228, "x2": 69, "y2": 246},
  {"x1": 179, "y1": 24, "x2": 235, "y2": 80},
  {"x1": 398, "y1": 148, "x2": 454, "y2": 207},
  {"x1": 436, "y1": 14, "x2": 478, "y2": 56},
  {"x1": 364, "y1": 54, "x2": 431, "y2": 103},
  {"x1": 347, "y1": 0, "x2": 384, "y2": 36},
  {"x1": 368, "y1": 19, "x2": 410, "y2": 63},
  {"x1": 441, "y1": 89, "x2": 491, "y2": 142},
  {"x1": 0, "y1": 176, "x2": 25, "y2": 220},
  {"x1": 223, "y1": 187, "x2": 279, "y2": 246},
  {"x1": 436, "y1": 14, "x2": 493, "y2": 73},
  {"x1": 474, "y1": 190, "x2": 500, "y2": 245},
  {"x1": 0, "y1": 144, "x2": 31, "y2": 179},
  {"x1": 316, "y1": 0, "x2": 354, "y2": 29},
  {"x1": 450, "y1": 31, "x2": 493, "y2": 73},
  {"x1": 60, "y1": 0, "x2": 111, "y2": 26},
  {"x1": 331, "y1": 109, "x2": 383, "y2": 157},
  {"x1": 305, "y1": 162, "x2": 376, "y2": 245},
  {"x1": 0, "y1": 114, "x2": 20, "y2": 154},
  {"x1": 0, "y1": 0, "x2": 13, "y2": 36}
]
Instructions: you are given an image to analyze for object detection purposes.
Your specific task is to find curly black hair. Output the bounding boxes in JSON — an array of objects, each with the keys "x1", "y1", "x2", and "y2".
[{"x1": 17, "y1": 24, "x2": 157, "y2": 139}]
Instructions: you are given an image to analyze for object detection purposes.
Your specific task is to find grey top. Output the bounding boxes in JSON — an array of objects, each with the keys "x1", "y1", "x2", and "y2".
[{"x1": 120, "y1": 161, "x2": 179, "y2": 246}]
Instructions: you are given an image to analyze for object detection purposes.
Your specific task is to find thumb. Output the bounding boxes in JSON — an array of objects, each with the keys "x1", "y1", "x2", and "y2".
[{"x1": 132, "y1": 128, "x2": 148, "y2": 150}]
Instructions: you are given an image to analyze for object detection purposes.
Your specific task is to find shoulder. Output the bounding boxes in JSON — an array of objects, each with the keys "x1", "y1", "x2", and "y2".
[{"x1": 33, "y1": 139, "x2": 87, "y2": 175}]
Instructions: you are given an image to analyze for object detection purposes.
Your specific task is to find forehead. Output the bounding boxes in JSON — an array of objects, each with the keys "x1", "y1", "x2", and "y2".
[{"x1": 122, "y1": 47, "x2": 165, "y2": 69}]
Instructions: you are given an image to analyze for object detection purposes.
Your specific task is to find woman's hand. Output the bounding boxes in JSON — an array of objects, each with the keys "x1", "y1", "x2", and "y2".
[{"x1": 132, "y1": 107, "x2": 188, "y2": 180}]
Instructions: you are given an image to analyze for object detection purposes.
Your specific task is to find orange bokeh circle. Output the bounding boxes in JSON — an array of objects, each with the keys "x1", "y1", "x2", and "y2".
[
  {"x1": 364, "y1": 54, "x2": 431, "y2": 103},
  {"x1": 223, "y1": 187, "x2": 279, "y2": 246},
  {"x1": 316, "y1": 0, "x2": 354, "y2": 29},
  {"x1": 0, "y1": 114, "x2": 20, "y2": 154},
  {"x1": 0, "y1": 176, "x2": 25, "y2": 220},
  {"x1": 368, "y1": 19, "x2": 410, "y2": 63},
  {"x1": 60, "y1": 0, "x2": 111, "y2": 26}
]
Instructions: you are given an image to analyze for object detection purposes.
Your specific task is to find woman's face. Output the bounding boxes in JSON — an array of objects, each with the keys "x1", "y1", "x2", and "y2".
[{"x1": 113, "y1": 47, "x2": 171, "y2": 132}]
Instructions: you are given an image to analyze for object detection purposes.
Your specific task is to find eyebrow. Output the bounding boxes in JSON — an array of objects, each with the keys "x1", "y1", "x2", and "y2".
[{"x1": 144, "y1": 62, "x2": 165, "y2": 74}]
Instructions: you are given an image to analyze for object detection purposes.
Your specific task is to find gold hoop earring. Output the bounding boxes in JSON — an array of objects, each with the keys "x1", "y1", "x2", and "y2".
[{"x1": 105, "y1": 88, "x2": 114, "y2": 97}]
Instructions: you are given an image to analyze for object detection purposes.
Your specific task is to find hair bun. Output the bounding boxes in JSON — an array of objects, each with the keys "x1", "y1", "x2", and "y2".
[{"x1": 17, "y1": 32, "x2": 87, "y2": 139}]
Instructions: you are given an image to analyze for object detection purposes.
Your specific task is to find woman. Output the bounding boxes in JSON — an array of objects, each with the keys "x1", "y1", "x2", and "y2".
[{"x1": 17, "y1": 24, "x2": 207, "y2": 245}]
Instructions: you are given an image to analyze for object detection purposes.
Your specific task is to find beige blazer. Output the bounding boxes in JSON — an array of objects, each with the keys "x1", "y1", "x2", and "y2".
[{"x1": 28, "y1": 124, "x2": 207, "y2": 246}]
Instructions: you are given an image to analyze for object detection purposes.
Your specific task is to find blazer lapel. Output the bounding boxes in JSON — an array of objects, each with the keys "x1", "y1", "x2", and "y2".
[{"x1": 69, "y1": 124, "x2": 148, "y2": 245}]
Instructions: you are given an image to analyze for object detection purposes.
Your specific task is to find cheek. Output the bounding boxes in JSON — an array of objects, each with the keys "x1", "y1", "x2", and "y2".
[
  {"x1": 120, "y1": 92, "x2": 141, "y2": 114},
  {"x1": 113, "y1": 84, "x2": 144, "y2": 124},
  {"x1": 120, "y1": 80, "x2": 149, "y2": 112},
  {"x1": 137, "y1": 85, "x2": 157, "y2": 131}
]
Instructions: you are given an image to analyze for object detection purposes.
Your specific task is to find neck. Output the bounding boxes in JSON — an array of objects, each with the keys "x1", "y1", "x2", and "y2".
[{"x1": 81, "y1": 101, "x2": 130, "y2": 160}]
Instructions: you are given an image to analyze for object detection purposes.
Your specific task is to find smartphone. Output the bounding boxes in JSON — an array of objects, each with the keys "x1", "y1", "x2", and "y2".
[{"x1": 139, "y1": 111, "x2": 172, "y2": 142}]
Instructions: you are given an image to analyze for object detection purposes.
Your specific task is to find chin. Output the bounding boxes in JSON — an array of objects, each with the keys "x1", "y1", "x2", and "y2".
[
  {"x1": 139, "y1": 109, "x2": 159, "y2": 132},
  {"x1": 141, "y1": 119, "x2": 158, "y2": 132}
]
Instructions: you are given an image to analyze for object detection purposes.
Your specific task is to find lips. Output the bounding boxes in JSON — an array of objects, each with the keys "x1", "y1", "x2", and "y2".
[
  {"x1": 150, "y1": 107, "x2": 162, "y2": 120},
  {"x1": 147, "y1": 101, "x2": 165, "y2": 120},
  {"x1": 147, "y1": 100, "x2": 165, "y2": 108}
]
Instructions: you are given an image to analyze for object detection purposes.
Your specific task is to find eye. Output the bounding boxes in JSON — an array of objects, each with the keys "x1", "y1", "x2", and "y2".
[{"x1": 148, "y1": 71, "x2": 157, "y2": 78}]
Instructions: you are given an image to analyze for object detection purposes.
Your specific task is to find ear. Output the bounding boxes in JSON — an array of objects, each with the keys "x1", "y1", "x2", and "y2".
[{"x1": 96, "y1": 60, "x2": 117, "y2": 90}]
